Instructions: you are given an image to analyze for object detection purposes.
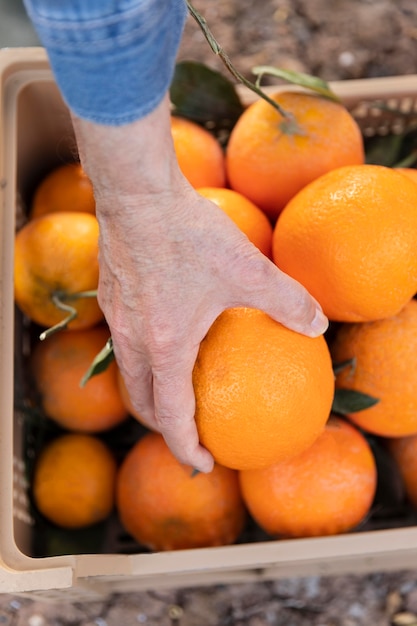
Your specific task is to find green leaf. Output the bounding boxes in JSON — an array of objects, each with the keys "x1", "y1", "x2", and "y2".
[
  {"x1": 332, "y1": 388, "x2": 379, "y2": 415},
  {"x1": 365, "y1": 123, "x2": 417, "y2": 167},
  {"x1": 170, "y1": 61, "x2": 244, "y2": 131},
  {"x1": 80, "y1": 337, "x2": 115, "y2": 387},
  {"x1": 365, "y1": 133, "x2": 407, "y2": 167},
  {"x1": 393, "y1": 151, "x2": 417, "y2": 169},
  {"x1": 332, "y1": 357, "x2": 356, "y2": 376},
  {"x1": 252, "y1": 65, "x2": 341, "y2": 103}
]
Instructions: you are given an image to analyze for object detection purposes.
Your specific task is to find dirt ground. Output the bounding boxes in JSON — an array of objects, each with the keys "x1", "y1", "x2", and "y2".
[
  {"x1": 2, "y1": 1, "x2": 417, "y2": 624},
  {"x1": 178, "y1": 0, "x2": 417, "y2": 82}
]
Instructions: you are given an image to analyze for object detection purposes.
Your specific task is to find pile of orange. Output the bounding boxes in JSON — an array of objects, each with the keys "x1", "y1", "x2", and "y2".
[
  {"x1": 330, "y1": 299, "x2": 417, "y2": 438},
  {"x1": 14, "y1": 210, "x2": 103, "y2": 331},
  {"x1": 33, "y1": 433, "x2": 117, "y2": 529},
  {"x1": 18, "y1": 86, "x2": 417, "y2": 549},
  {"x1": 30, "y1": 162, "x2": 96, "y2": 219},
  {"x1": 31, "y1": 325, "x2": 128, "y2": 433},
  {"x1": 116, "y1": 431, "x2": 246, "y2": 551},
  {"x1": 197, "y1": 187, "x2": 273, "y2": 257},
  {"x1": 226, "y1": 90, "x2": 365, "y2": 220},
  {"x1": 239, "y1": 417, "x2": 377, "y2": 538},
  {"x1": 171, "y1": 115, "x2": 226, "y2": 188},
  {"x1": 16, "y1": 162, "x2": 128, "y2": 532}
]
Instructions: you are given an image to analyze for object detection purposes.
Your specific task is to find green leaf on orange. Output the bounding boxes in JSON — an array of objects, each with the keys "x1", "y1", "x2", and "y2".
[
  {"x1": 252, "y1": 65, "x2": 341, "y2": 103},
  {"x1": 170, "y1": 60, "x2": 244, "y2": 131},
  {"x1": 332, "y1": 388, "x2": 379, "y2": 415},
  {"x1": 80, "y1": 338, "x2": 114, "y2": 387},
  {"x1": 332, "y1": 357, "x2": 356, "y2": 376}
]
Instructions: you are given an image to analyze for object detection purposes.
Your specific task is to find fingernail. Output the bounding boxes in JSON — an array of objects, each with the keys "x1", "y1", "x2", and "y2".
[{"x1": 310, "y1": 308, "x2": 329, "y2": 336}]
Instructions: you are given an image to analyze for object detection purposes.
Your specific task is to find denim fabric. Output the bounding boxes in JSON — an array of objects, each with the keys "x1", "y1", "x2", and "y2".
[{"x1": 23, "y1": 0, "x2": 188, "y2": 125}]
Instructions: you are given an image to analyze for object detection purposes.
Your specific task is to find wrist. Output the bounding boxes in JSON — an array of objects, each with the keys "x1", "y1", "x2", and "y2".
[{"x1": 71, "y1": 95, "x2": 184, "y2": 202}]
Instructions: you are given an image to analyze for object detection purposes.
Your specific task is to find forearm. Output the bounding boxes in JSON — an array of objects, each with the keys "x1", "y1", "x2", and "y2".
[
  {"x1": 23, "y1": 0, "x2": 188, "y2": 124},
  {"x1": 71, "y1": 95, "x2": 184, "y2": 204}
]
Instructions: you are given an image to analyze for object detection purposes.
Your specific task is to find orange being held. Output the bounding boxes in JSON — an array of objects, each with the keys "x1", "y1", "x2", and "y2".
[
  {"x1": 14, "y1": 211, "x2": 103, "y2": 330},
  {"x1": 388, "y1": 434, "x2": 417, "y2": 510},
  {"x1": 171, "y1": 115, "x2": 226, "y2": 189},
  {"x1": 197, "y1": 187, "x2": 273, "y2": 257},
  {"x1": 33, "y1": 433, "x2": 117, "y2": 529},
  {"x1": 273, "y1": 164, "x2": 417, "y2": 323},
  {"x1": 116, "y1": 432, "x2": 246, "y2": 551},
  {"x1": 330, "y1": 299, "x2": 417, "y2": 438},
  {"x1": 193, "y1": 307, "x2": 334, "y2": 471},
  {"x1": 239, "y1": 417, "x2": 377, "y2": 538},
  {"x1": 30, "y1": 162, "x2": 95, "y2": 219},
  {"x1": 226, "y1": 90, "x2": 364, "y2": 221},
  {"x1": 395, "y1": 167, "x2": 417, "y2": 186},
  {"x1": 31, "y1": 325, "x2": 128, "y2": 433}
]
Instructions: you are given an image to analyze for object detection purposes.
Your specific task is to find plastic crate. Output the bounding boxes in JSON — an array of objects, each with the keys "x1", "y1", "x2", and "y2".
[{"x1": 2, "y1": 47, "x2": 417, "y2": 601}]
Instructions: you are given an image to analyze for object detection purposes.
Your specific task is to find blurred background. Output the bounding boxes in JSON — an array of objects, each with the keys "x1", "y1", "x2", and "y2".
[
  {"x1": 2, "y1": 0, "x2": 417, "y2": 82},
  {"x1": 0, "y1": 0, "x2": 39, "y2": 47}
]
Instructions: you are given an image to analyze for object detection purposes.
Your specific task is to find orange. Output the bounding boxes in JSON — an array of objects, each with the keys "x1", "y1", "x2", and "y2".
[
  {"x1": 330, "y1": 299, "x2": 417, "y2": 438},
  {"x1": 14, "y1": 211, "x2": 103, "y2": 330},
  {"x1": 116, "y1": 368, "x2": 157, "y2": 431},
  {"x1": 30, "y1": 162, "x2": 95, "y2": 219},
  {"x1": 116, "y1": 432, "x2": 246, "y2": 551},
  {"x1": 171, "y1": 116, "x2": 226, "y2": 188},
  {"x1": 197, "y1": 187, "x2": 273, "y2": 257},
  {"x1": 273, "y1": 164, "x2": 417, "y2": 322},
  {"x1": 193, "y1": 307, "x2": 334, "y2": 471},
  {"x1": 388, "y1": 435, "x2": 417, "y2": 509},
  {"x1": 239, "y1": 417, "x2": 376, "y2": 538},
  {"x1": 33, "y1": 433, "x2": 117, "y2": 529},
  {"x1": 226, "y1": 91, "x2": 364, "y2": 221},
  {"x1": 396, "y1": 167, "x2": 417, "y2": 185},
  {"x1": 31, "y1": 325, "x2": 129, "y2": 433}
]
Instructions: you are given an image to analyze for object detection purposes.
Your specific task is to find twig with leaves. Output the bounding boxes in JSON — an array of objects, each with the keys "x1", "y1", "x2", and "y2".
[
  {"x1": 186, "y1": 0, "x2": 293, "y2": 120},
  {"x1": 39, "y1": 290, "x2": 99, "y2": 341},
  {"x1": 186, "y1": 1, "x2": 339, "y2": 113}
]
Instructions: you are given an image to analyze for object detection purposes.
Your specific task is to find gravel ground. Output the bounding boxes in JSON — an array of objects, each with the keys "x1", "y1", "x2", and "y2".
[
  {"x1": 2, "y1": 0, "x2": 417, "y2": 624},
  {"x1": 1, "y1": 571, "x2": 417, "y2": 625}
]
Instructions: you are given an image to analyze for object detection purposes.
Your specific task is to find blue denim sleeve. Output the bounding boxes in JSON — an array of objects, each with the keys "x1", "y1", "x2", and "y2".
[{"x1": 23, "y1": 0, "x2": 188, "y2": 125}]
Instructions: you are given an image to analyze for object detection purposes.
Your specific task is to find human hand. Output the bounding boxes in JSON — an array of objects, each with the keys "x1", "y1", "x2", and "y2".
[{"x1": 72, "y1": 96, "x2": 328, "y2": 473}]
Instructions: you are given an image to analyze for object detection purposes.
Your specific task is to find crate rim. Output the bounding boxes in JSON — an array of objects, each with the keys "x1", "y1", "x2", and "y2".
[{"x1": 2, "y1": 47, "x2": 417, "y2": 597}]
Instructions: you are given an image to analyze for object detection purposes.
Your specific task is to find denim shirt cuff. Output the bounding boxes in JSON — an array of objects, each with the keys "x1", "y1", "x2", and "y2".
[{"x1": 23, "y1": 0, "x2": 188, "y2": 125}]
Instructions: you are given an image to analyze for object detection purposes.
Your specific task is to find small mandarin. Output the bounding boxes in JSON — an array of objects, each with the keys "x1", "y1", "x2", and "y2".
[
  {"x1": 33, "y1": 433, "x2": 117, "y2": 529},
  {"x1": 226, "y1": 91, "x2": 364, "y2": 221},
  {"x1": 31, "y1": 325, "x2": 128, "y2": 433},
  {"x1": 330, "y1": 299, "x2": 417, "y2": 438},
  {"x1": 239, "y1": 417, "x2": 377, "y2": 538},
  {"x1": 30, "y1": 162, "x2": 95, "y2": 219},
  {"x1": 116, "y1": 432, "x2": 246, "y2": 551},
  {"x1": 171, "y1": 116, "x2": 226, "y2": 188},
  {"x1": 197, "y1": 187, "x2": 273, "y2": 257},
  {"x1": 14, "y1": 211, "x2": 103, "y2": 330}
]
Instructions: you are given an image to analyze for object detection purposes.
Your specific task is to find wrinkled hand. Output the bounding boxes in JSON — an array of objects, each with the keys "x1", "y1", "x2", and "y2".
[{"x1": 72, "y1": 96, "x2": 328, "y2": 473}]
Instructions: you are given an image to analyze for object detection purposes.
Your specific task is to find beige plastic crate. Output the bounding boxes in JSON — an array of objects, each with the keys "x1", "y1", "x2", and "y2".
[{"x1": 2, "y1": 47, "x2": 417, "y2": 601}]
